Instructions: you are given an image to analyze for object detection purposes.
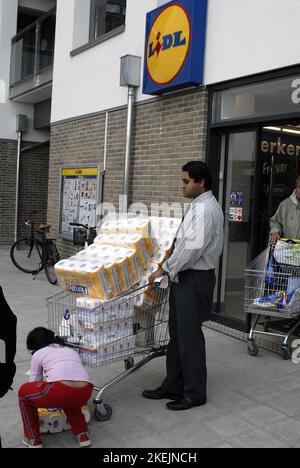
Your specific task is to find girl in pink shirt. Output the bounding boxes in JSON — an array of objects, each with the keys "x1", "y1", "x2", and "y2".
[{"x1": 18, "y1": 327, "x2": 93, "y2": 448}]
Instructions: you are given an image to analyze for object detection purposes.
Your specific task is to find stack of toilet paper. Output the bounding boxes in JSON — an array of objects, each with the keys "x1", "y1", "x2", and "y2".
[
  {"x1": 149, "y1": 216, "x2": 182, "y2": 264},
  {"x1": 54, "y1": 216, "x2": 176, "y2": 362},
  {"x1": 94, "y1": 233, "x2": 153, "y2": 269},
  {"x1": 100, "y1": 217, "x2": 154, "y2": 237},
  {"x1": 39, "y1": 406, "x2": 91, "y2": 434},
  {"x1": 79, "y1": 336, "x2": 136, "y2": 366},
  {"x1": 79, "y1": 319, "x2": 134, "y2": 351},
  {"x1": 55, "y1": 216, "x2": 180, "y2": 300},
  {"x1": 55, "y1": 243, "x2": 142, "y2": 300},
  {"x1": 134, "y1": 262, "x2": 168, "y2": 309},
  {"x1": 99, "y1": 217, "x2": 159, "y2": 260},
  {"x1": 76, "y1": 296, "x2": 134, "y2": 331}
]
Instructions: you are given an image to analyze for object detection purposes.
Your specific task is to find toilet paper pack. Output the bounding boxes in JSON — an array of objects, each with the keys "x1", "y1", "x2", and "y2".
[
  {"x1": 48, "y1": 412, "x2": 64, "y2": 434},
  {"x1": 80, "y1": 321, "x2": 122, "y2": 350},
  {"x1": 59, "y1": 313, "x2": 82, "y2": 343},
  {"x1": 94, "y1": 233, "x2": 152, "y2": 270},
  {"x1": 79, "y1": 343, "x2": 118, "y2": 366},
  {"x1": 39, "y1": 407, "x2": 91, "y2": 433},
  {"x1": 56, "y1": 239, "x2": 146, "y2": 299},
  {"x1": 55, "y1": 258, "x2": 113, "y2": 299}
]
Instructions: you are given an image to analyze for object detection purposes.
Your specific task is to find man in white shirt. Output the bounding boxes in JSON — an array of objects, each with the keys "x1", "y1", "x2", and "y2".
[{"x1": 143, "y1": 161, "x2": 224, "y2": 410}]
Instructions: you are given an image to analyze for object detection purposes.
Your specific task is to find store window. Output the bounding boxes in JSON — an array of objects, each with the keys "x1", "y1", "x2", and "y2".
[
  {"x1": 90, "y1": 0, "x2": 126, "y2": 42},
  {"x1": 212, "y1": 74, "x2": 300, "y2": 124}
]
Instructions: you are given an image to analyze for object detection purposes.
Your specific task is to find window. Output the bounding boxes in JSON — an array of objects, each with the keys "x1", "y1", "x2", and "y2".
[
  {"x1": 212, "y1": 74, "x2": 300, "y2": 124},
  {"x1": 90, "y1": 0, "x2": 126, "y2": 42},
  {"x1": 17, "y1": 8, "x2": 44, "y2": 34}
]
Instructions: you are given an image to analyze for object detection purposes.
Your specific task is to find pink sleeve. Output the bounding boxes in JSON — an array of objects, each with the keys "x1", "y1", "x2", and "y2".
[{"x1": 29, "y1": 353, "x2": 43, "y2": 382}]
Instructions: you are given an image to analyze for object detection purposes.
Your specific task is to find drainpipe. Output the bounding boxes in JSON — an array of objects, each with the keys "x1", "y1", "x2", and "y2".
[
  {"x1": 120, "y1": 55, "x2": 141, "y2": 211},
  {"x1": 98, "y1": 112, "x2": 109, "y2": 221},
  {"x1": 14, "y1": 131, "x2": 22, "y2": 243},
  {"x1": 14, "y1": 115, "x2": 27, "y2": 242},
  {"x1": 123, "y1": 86, "x2": 136, "y2": 206}
]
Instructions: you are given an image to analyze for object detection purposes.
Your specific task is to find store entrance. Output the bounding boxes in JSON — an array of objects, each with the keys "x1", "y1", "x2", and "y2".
[{"x1": 212, "y1": 123, "x2": 300, "y2": 331}]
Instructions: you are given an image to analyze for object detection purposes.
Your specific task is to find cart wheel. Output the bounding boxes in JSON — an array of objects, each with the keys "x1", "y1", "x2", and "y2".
[
  {"x1": 247, "y1": 342, "x2": 259, "y2": 357},
  {"x1": 282, "y1": 347, "x2": 291, "y2": 361},
  {"x1": 124, "y1": 357, "x2": 134, "y2": 370},
  {"x1": 94, "y1": 403, "x2": 112, "y2": 422}
]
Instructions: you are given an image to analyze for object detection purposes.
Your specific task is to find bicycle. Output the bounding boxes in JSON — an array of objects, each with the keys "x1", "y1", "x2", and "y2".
[
  {"x1": 10, "y1": 211, "x2": 60, "y2": 285},
  {"x1": 69, "y1": 222, "x2": 97, "y2": 249}
]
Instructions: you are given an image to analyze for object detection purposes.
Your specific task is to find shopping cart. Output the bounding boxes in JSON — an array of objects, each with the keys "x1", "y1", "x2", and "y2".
[
  {"x1": 47, "y1": 282, "x2": 169, "y2": 421},
  {"x1": 244, "y1": 241, "x2": 300, "y2": 360}
]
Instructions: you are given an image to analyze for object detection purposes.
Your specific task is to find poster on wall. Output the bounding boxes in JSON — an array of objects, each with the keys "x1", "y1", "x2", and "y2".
[
  {"x1": 60, "y1": 167, "x2": 98, "y2": 236},
  {"x1": 229, "y1": 207, "x2": 243, "y2": 222}
]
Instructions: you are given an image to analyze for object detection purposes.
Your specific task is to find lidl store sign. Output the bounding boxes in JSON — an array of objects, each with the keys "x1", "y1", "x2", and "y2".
[{"x1": 143, "y1": 0, "x2": 207, "y2": 95}]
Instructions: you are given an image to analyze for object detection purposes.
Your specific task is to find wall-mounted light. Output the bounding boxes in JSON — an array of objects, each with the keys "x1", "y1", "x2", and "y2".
[
  {"x1": 282, "y1": 128, "x2": 300, "y2": 135},
  {"x1": 263, "y1": 126, "x2": 281, "y2": 131}
]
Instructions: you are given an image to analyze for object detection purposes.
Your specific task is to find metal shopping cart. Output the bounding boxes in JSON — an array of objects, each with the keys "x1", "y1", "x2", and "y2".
[
  {"x1": 47, "y1": 282, "x2": 169, "y2": 421},
  {"x1": 245, "y1": 240, "x2": 300, "y2": 360}
]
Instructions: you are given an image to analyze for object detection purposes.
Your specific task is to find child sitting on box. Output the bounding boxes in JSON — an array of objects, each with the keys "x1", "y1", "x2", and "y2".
[{"x1": 18, "y1": 327, "x2": 93, "y2": 448}]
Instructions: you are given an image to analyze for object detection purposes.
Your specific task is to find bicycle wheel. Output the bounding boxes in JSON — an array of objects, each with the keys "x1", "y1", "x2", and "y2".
[
  {"x1": 10, "y1": 238, "x2": 42, "y2": 274},
  {"x1": 44, "y1": 241, "x2": 60, "y2": 285}
]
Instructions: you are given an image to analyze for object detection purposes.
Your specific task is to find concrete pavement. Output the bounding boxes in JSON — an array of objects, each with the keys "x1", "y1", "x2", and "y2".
[{"x1": 1, "y1": 246, "x2": 300, "y2": 448}]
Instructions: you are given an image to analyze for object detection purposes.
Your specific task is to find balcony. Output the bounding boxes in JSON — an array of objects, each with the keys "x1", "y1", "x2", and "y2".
[{"x1": 9, "y1": 8, "x2": 56, "y2": 103}]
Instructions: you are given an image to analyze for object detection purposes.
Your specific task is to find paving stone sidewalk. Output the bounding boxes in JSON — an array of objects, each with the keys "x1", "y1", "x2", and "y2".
[{"x1": 1, "y1": 246, "x2": 300, "y2": 449}]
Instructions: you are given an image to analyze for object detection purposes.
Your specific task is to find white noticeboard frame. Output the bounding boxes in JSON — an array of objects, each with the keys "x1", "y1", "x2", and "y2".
[{"x1": 59, "y1": 164, "x2": 103, "y2": 240}]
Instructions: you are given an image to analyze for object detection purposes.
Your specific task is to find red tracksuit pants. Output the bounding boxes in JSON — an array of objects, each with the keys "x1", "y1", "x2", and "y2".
[{"x1": 18, "y1": 381, "x2": 93, "y2": 439}]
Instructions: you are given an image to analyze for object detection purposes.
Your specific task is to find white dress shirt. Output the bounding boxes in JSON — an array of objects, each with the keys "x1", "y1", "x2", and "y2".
[{"x1": 162, "y1": 191, "x2": 224, "y2": 282}]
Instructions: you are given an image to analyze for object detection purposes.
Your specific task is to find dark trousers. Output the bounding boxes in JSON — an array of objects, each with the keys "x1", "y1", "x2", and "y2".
[{"x1": 161, "y1": 269, "x2": 216, "y2": 401}]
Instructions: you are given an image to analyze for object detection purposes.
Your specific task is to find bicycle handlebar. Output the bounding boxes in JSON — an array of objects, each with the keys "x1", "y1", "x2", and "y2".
[
  {"x1": 69, "y1": 222, "x2": 88, "y2": 229},
  {"x1": 25, "y1": 210, "x2": 39, "y2": 225},
  {"x1": 69, "y1": 223, "x2": 96, "y2": 230}
]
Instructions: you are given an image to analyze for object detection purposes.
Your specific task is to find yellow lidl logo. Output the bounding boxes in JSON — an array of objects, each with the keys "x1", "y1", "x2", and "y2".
[{"x1": 146, "y1": 4, "x2": 191, "y2": 85}]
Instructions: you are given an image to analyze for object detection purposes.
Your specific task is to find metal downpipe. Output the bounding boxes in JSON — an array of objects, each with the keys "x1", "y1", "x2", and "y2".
[
  {"x1": 123, "y1": 86, "x2": 136, "y2": 210},
  {"x1": 14, "y1": 131, "x2": 22, "y2": 242}
]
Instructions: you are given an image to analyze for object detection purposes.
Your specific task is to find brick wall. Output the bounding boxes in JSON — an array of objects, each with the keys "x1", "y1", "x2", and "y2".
[
  {"x1": 18, "y1": 144, "x2": 50, "y2": 239},
  {"x1": 48, "y1": 115, "x2": 108, "y2": 258},
  {"x1": 0, "y1": 139, "x2": 17, "y2": 244},
  {"x1": 48, "y1": 88, "x2": 208, "y2": 258},
  {"x1": 0, "y1": 139, "x2": 50, "y2": 244},
  {"x1": 132, "y1": 90, "x2": 208, "y2": 206}
]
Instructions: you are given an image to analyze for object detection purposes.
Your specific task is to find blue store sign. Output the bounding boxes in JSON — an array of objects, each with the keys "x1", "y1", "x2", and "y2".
[{"x1": 143, "y1": 0, "x2": 207, "y2": 95}]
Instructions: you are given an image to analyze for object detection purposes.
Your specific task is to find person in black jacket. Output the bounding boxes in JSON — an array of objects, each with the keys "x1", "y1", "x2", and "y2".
[{"x1": 0, "y1": 286, "x2": 17, "y2": 448}]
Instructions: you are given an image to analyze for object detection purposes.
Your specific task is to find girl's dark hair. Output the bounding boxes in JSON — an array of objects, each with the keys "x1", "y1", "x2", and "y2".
[
  {"x1": 182, "y1": 161, "x2": 213, "y2": 190},
  {"x1": 26, "y1": 327, "x2": 66, "y2": 352}
]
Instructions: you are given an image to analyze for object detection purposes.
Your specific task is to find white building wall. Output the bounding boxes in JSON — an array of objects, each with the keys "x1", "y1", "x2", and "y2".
[
  {"x1": 0, "y1": 0, "x2": 49, "y2": 141},
  {"x1": 51, "y1": 0, "x2": 300, "y2": 124},
  {"x1": 51, "y1": 0, "x2": 166, "y2": 123},
  {"x1": 204, "y1": 0, "x2": 300, "y2": 85}
]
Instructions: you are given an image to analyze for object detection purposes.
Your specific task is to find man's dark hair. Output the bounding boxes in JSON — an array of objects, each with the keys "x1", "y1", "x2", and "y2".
[
  {"x1": 182, "y1": 161, "x2": 213, "y2": 190},
  {"x1": 27, "y1": 327, "x2": 65, "y2": 353}
]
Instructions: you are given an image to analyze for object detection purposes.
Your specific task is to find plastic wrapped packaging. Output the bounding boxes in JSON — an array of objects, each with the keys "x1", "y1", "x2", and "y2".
[{"x1": 48, "y1": 412, "x2": 64, "y2": 434}]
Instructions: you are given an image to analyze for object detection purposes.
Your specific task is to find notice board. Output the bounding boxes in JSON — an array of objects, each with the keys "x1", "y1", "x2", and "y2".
[{"x1": 59, "y1": 166, "x2": 100, "y2": 237}]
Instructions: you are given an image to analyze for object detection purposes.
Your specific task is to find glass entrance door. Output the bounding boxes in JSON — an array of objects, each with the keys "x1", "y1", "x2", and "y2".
[
  {"x1": 213, "y1": 125, "x2": 300, "y2": 330},
  {"x1": 218, "y1": 131, "x2": 257, "y2": 325}
]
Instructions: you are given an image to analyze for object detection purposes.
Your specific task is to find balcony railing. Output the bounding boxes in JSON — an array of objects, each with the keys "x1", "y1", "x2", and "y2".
[{"x1": 9, "y1": 8, "x2": 56, "y2": 100}]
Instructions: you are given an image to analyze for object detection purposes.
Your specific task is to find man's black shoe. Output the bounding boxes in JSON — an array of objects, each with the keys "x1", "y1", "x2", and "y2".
[
  {"x1": 142, "y1": 387, "x2": 182, "y2": 400},
  {"x1": 166, "y1": 397, "x2": 206, "y2": 411}
]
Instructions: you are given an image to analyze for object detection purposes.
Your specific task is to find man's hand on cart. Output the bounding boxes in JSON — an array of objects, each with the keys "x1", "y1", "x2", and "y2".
[
  {"x1": 149, "y1": 266, "x2": 167, "y2": 284},
  {"x1": 269, "y1": 232, "x2": 280, "y2": 245}
]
